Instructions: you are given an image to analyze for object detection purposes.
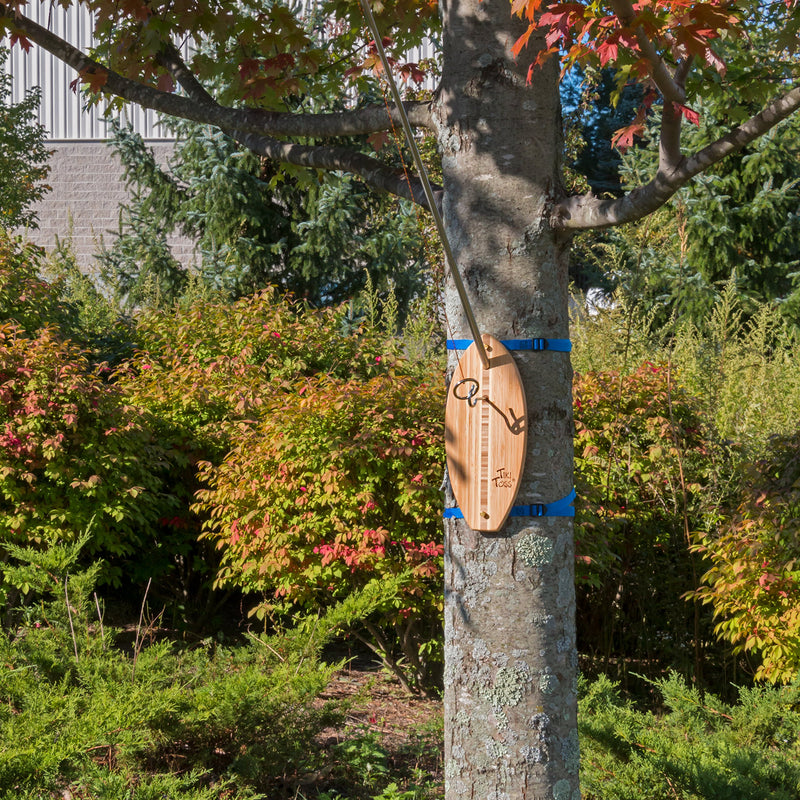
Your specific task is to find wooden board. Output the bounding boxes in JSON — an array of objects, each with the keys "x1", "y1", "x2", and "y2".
[{"x1": 445, "y1": 334, "x2": 527, "y2": 532}]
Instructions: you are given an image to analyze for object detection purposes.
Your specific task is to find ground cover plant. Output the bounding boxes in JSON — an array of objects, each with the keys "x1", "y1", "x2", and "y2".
[
  {"x1": 0, "y1": 537, "x2": 446, "y2": 800},
  {"x1": 579, "y1": 673, "x2": 800, "y2": 800}
]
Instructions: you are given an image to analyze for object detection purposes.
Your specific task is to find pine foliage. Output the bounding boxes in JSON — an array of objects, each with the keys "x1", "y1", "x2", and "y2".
[
  {"x1": 0, "y1": 49, "x2": 50, "y2": 230},
  {"x1": 580, "y1": 673, "x2": 800, "y2": 800},
  {"x1": 98, "y1": 121, "x2": 428, "y2": 312}
]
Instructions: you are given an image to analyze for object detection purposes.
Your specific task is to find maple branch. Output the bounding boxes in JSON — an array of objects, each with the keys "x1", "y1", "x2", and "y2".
[
  {"x1": 609, "y1": 0, "x2": 686, "y2": 104},
  {"x1": 553, "y1": 83, "x2": 800, "y2": 230},
  {"x1": 0, "y1": 4, "x2": 434, "y2": 138},
  {"x1": 155, "y1": 42, "x2": 217, "y2": 108},
  {"x1": 229, "y1": 128, "x2": 435, "y2": 209},
  {"x1": 235, "y1": 103, "x2": 434, "y2": 138},
  {"x1": 659, "y1": 99, "x2": 683, "y2": 171}
]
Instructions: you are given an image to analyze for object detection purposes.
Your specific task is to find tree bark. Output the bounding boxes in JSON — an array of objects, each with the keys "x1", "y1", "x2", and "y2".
[{"x1": 435, "y1": 1, "x2": 579, "y2": 798}]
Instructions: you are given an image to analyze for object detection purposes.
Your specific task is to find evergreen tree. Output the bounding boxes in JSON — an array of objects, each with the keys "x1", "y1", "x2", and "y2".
[
  {"x1": 98, "y1": 120, "x2": 428, "y2": 311},
  {"x1": 0, "y1": 48, "x2": 50, "y2": 230},
  {"x1": 583, "y1": 106, "x2": 800, "y2": 328}
]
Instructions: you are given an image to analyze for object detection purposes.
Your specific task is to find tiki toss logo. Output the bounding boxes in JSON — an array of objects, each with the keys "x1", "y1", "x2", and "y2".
[{"x1": 492, "y1": 467, "x2": 514, "y2": 488}]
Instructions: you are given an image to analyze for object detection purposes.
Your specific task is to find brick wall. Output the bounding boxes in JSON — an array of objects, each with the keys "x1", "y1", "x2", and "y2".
[{"x1": 22, "y1": 140, "x2": 197, "y2": 271}]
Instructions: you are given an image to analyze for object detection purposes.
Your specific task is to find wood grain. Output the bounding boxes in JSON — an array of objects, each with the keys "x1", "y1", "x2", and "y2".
[{"x1": 445, "y1": 335, "x2": 527, "y2": 532}]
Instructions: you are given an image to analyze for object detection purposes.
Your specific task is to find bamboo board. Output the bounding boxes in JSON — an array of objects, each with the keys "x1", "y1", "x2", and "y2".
[{"x1": 445, "y1": 334, "x2": 527, "y2": 532}]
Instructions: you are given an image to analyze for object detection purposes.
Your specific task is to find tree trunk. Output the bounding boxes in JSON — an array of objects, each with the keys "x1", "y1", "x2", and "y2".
[{"x1": 435, "y1": 1, "x2": 579, "y2": 798}]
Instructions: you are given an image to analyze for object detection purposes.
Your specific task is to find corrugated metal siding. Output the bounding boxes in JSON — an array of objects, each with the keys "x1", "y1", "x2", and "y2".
[
  {"x1": 3, "y1": 1, "x2": 438, "y2": 141},
  {"x1": 3, "y1": 0, "x2": 168, "y2": 139}
]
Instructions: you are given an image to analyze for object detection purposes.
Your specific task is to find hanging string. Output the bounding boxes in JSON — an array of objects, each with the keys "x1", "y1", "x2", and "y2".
[
  {"x1": 372, "y1": 58, "x2": 467, "y2": 376},
  {"x1": 357, "y1": 0, "x2": 490, "y2": 370}
]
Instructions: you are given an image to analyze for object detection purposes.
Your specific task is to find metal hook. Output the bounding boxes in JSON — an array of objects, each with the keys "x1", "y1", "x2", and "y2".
[{"x1": 453, "y1": 378, "x2": 480, "y2": 407}]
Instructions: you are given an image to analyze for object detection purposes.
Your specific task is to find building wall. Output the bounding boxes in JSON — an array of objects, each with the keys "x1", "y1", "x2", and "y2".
[
  {"x1": 23, "y1": 140, "x2": 197, "y2": 270},
  {"x1": 3, "y1": 0, "x2": 179, "y2": 139}
]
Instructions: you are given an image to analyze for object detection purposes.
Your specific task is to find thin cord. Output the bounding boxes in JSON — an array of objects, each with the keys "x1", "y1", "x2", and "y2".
[
  {"x1": 357, "y1": 0, "x2": 490, "y2": 370},
  {"x1": 374, "y1": 71, "x2": 466, "y2": 381}
]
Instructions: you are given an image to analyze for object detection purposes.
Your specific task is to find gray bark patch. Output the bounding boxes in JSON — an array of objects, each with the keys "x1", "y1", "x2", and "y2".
[
  {"x1": 553, "y1": 779, "x2": 572, "y2": 800},
  {"x1": 557, "y1": 566, "x2": 573, "y2": 606},
  {"x1": 560, "y1": 728, "x2": 580, "y2": 774},
  {"x1": 538, "y1": 669, "x2": 560, "y2": 695}
]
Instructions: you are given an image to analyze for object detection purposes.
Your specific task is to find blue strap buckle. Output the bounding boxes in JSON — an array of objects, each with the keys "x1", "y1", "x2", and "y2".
[
  {"x1": 447, "y1": 338, "x2": 571, "y2": 353},
  {"x1": 444, "y1": 488, "x2": 576, "y2": 521}
]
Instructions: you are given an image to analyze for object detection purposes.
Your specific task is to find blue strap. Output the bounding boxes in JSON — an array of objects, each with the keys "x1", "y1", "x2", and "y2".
[
  {"x1": 447, "y1": 338, "x2": 571, "y2": 352},
  {"x1": 444, "y1": 488, "x2": 576, "y2": 520}
]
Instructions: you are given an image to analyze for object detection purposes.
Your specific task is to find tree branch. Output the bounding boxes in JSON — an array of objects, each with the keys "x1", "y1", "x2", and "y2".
[
  {"x1": 1, "y1": 5, "x2": 433, "y2": 131},
  {"x1": 155, "y1": 42, "x2": 218, "y2": 108},
  {"x1": 609, "y1": 0, "x2": 686, "y2": 104},
  {"x1": 235, "y1": 102, "x2": 434, "y2": 138},
  {"x1": 659, "y1": 98, "x2": 683, "y2": 171},
  {"x1": 553, "y1": 84, "x2": 800, "y2": 230},
  {"x1": 228, "y1": 128, "x2": 435, "y2": 209}
]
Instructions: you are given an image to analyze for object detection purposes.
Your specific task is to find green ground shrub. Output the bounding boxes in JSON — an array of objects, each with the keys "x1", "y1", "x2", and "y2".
[
  {"x1": 0, "y1": 542, "x2": 347, "y2": 799},
  {"x1": 580, "y1": 673, "x2": 800, "y2": 799}
]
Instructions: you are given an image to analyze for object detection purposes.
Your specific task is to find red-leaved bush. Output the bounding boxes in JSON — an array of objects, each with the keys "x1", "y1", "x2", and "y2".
[
  {"x1": 193, "y1": 366, "x2": 445, "y2": 687},
  {"x1": 0, "y1": 324, "x2": 175, "y2": 569}
]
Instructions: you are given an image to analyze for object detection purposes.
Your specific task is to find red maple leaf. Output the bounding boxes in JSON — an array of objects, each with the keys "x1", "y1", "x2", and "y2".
[
  {"x1": 75, "y1": 67, "x2": 108, "y2": 94},
  {"x1": 512, "y1": 23, "x2": 537, "y2": 58},
  {"x1": 239, "y1": 58, "x2": 260, "y2": 82},
  {"x1": 367, "y1": 131, "x2": 390, "y2": 152},
  {"x1": 9, "y1": 33, "x2": 33, "y2": 53},
  {"x1": 611, "y1": 122, "x2": 645, "y2": 152},
  {"x1": 674, "y1": 102, "x2": 700, "y2": 125},
  {"x1": 157, "y1": 73, "x2": 175, "y2": 93},
  {"x1": 597, "y1": 39, "x2": 618, "y2": 67}
]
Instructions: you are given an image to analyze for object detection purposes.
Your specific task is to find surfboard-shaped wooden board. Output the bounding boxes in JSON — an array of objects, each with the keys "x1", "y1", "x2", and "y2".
[{"x1": 445, "y1": 334, "x2": 527, "y2": 532}]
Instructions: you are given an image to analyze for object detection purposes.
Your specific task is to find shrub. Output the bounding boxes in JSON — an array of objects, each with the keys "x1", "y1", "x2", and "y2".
[
  {"x1": 0, "y1": 540, "x2": 348, "y2": 799},
  {"x1": 193, "y1": 367, "x2": 445, "y2": 691},
  {"x1": 689, "y1": 432, "x2": 800, "y2": 683},
  {"x1": 119, "y1": 287, "x2": 410, "y2": 454},
  {"x1": 579, "y1": 672, "x2": 800, "y2": 799},
  {"x1": 573, "y1": 362, "x2": 728, "y2": 681},
  {"x1": 0, "y1": 232, "x2": 67, "y2": 335},
  {"x1": 0, "y1": 322, "x2": 177, "y2": 585},
  {"x1": 118, "y1": 285, "x2": 445, "y2": 687}
]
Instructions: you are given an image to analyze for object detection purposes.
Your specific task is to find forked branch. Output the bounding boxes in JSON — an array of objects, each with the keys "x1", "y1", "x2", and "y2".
[{"x1": 553, "y1": 84, "x2": 800, "y2": 230}]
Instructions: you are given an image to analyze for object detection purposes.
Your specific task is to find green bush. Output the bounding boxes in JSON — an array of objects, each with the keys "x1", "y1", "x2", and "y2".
[
  {"x1": 0, "y1": 53, "x2": 50, "y2": 231},
  {"x1": 0, "y1": 542, "x2": 347, "y2": 799},
  {"x1": 0, "y1": 232, "x2": 68, "y2": 335},
  {"x1": 580, "y1": 673, "x2": 800, "y2": 799},
  {"x1": 573, "y1": 361, "x2": 727, "y2": 681},
  {"x1": 572, "y1": 288, "x2": 800, "y2": 683},
  {"x1": 194, "y1": 367, "x2": 445, "y2": 690},
  {"x1": 689, "y1": 432, "x2": 800, "y2": 683}
]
